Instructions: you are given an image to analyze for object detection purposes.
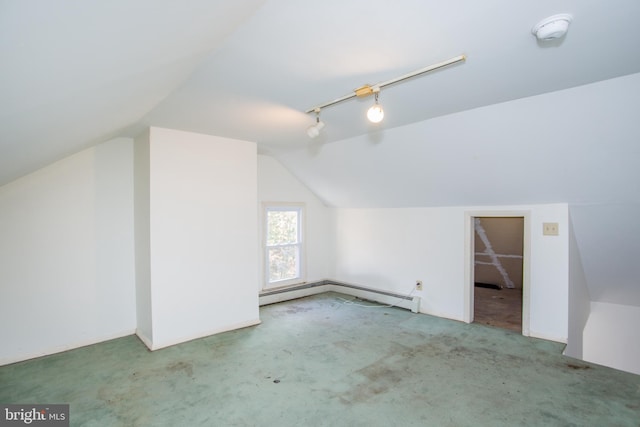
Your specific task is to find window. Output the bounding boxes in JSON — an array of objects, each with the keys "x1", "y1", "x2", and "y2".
[{"x1": 264, "y1": 205, "x2": 304, "y2": 287}]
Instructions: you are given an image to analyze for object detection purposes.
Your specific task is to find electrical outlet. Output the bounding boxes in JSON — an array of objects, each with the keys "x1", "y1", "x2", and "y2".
[
  {"x1": 416, "y1": 280, "x2": 423, "y2": 291},
  {"x1": 543, "y1": 222, "x2": 559, "y2": 236}
]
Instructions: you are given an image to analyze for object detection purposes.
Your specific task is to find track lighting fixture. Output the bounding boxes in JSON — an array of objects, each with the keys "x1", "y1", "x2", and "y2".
[
  {"x1": 306, "y1": 108, "x2": 325, "y2": 138},
  {"x1": 304, "y1": 54, "x2": 465, "y2": 138},
  {"x1": 367, "y1": 90, "x2": 384, "y2": 123}
]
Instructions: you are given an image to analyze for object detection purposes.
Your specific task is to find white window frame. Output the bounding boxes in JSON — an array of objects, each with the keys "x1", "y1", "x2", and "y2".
[{"x1": 263, "y1": 203, "x2": 305, "y2": 289}]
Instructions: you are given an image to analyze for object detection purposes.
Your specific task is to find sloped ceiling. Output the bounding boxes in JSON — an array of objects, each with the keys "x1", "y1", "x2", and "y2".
[
  {"x1": 1, "y1": 1, "x2": 639, "y2": 305},
  {"x1": 0, "y1": 0, "x2": 265, "y2": 184},
  {"x1": 3, "y1": 0, "x2": 640, "y2": 185}
]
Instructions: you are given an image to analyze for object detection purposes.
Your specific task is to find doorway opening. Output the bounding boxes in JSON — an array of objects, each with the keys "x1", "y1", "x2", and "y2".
[{"x1": 464, "y1": 212, "x2": 530, "y2": 336}]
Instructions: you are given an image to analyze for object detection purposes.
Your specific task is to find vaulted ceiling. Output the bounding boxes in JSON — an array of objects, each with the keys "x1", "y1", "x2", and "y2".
[
  {"x1": 2, "y1": 1, "x2": 639, "y2": 305},
  {"x1": 2, "y1": 0, "x2": 640, "y2": 184}
]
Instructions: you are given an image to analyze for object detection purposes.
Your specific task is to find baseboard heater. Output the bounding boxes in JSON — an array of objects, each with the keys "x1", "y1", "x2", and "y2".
[{"x1": 259, "y1": 280, "x2": 420, "y2": 313}]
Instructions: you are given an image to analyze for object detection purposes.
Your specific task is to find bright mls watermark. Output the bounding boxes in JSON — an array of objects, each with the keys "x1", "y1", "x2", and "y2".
[{"x1": 1, "y1": 405, "x2": 68, "y2": 426}]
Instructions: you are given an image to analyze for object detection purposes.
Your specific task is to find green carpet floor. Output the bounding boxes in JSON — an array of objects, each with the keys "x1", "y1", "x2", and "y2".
[{"x1": 1, "y1": 292, "x2": 639, "y2": 426}]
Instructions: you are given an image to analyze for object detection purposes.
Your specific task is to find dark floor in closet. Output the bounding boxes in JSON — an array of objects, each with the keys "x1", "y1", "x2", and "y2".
[{"x1": 475, "y1": 285, "x2": 523, "y2": 332}]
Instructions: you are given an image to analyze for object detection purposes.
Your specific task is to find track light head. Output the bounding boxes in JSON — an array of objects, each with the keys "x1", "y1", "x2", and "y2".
[
  {"x1": 307, "y1": 120, "x2": 325, "y2": 138},
  {"x1": 307, "y1": 109, "x2": 325, "y2": 138}
]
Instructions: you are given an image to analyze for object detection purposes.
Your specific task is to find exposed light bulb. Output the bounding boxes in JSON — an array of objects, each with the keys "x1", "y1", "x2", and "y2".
[{"x1": 367, "y1": 104, "x2": 384, "y2": 123}]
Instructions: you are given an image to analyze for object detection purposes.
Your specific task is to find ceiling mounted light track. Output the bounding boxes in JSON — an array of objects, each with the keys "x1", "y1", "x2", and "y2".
[{"x1": 304, "y1": 54, "x2": 465, "y2": 134}]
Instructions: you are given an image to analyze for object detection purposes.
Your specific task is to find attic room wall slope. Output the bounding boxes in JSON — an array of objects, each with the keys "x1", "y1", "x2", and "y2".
[
  {"x1": 274, "y1": 71, "x2": 640, "y2": 210},
  {"x1": 569, "y1": 203, "x2": 640, "y2": 307},
  {"x1": 0, "y1": 137, "x2": 136, "y2": 365}
]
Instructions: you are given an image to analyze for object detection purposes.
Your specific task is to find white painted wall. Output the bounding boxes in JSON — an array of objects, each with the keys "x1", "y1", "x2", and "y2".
[
  {"x1": 0, "y1": 138, "x2": 136, "y2": 365},
  {"x1": 139, "y1": 127, "x2": 260, "y2": 350},
  {"x1": 583, "y1": 302, "x2": 640, "y2": 375},
  {"x1": 133, "y1": 130, "x2": 153, "y2": 346},
  {"x1": 334, "y1": 206, "x2": 464, "y2": 319},
  {"x1": 526, "y1": 204, "x2": 569, "y2": 342},
  {"x1": 257, "y1": 155, "x2": 335, "y2": 288},
  {"x1": 564, "y1": 212, "x2": 591, "y2": 359},
  {"x1": 334, "y1": 203, "x2": 569, "y2": 343}
]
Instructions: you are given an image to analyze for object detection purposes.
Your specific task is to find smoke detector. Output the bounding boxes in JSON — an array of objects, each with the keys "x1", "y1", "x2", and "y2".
[{"x1": 532, "y1": 14, "x2": 572, "y2": 41}]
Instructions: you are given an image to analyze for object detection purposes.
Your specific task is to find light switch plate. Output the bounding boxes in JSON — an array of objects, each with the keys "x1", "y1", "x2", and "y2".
[{"x1": 543, "y1": 222, "x2": 559, "y2": 236}]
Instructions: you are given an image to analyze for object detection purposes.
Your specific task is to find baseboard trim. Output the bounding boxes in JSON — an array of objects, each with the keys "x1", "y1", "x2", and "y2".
[
  {"x1": 135, "y1": 330, "x2": 154, "y2": 351},
  {"x1": 260, "y1": 280, "x2": 420, "y2": 313},
  {"x1": 144, "y1": 318, "x2": 262, "y2": 351},
  {"x1": 0, "y1": 329, "x2": 136, "y2": 367},
  {"x1": 530, "y1": 331, "x2": 567, "y2": 344}
]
